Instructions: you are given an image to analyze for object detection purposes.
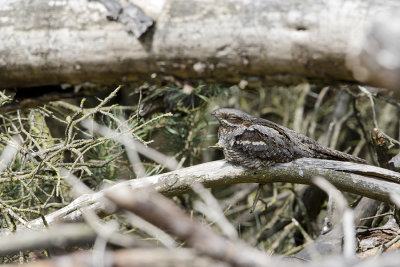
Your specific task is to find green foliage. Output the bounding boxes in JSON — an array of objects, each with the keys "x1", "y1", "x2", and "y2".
[
  {"x1": 0, "y1": 87, "x2": 172, "y2": 230},
  {"x1": 137, "y1": 83, "x2": 228, "y2": 166}
]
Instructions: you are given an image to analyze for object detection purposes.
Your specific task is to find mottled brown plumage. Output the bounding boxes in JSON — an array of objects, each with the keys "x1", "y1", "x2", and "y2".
[{"x1": 212, "y1": 108, "x2": 367, "y2": 169}]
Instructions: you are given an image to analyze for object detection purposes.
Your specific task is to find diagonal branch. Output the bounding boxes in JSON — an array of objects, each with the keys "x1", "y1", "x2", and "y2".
[{"x1": 8, "y1": 158, "x2": 400, "y2": 234}]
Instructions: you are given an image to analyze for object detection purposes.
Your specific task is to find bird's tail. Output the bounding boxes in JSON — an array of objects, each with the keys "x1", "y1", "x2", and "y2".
[{"x1": 316, "y1": 146, "x2": 368, "y2": 164}]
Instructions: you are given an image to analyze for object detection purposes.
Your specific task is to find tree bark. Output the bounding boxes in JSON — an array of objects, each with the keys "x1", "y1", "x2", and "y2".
[
  {"x1": 12, "y1": 158, "x2": 400, "y2": 234},
  {"x1": 3, "y1": 0, "x2": 400, "y2": 89}
]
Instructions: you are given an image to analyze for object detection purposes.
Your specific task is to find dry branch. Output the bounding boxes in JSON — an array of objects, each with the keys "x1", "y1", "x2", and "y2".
[
  {"x1": 0, "y1": 223, "x2": 146, "y2": 257},
  {"x1": 4, "y1": 189, "x2": 400, "y2": 266},
  {"x1": 107, "y1": 188, "x2": 274, "y2": 267},
  {"x1": 4, "y1": 246, "x2": 400, "y2": 267},
  {"x1": 0, "y1": 224, "x2": 95, "y2": 257},
  {"x1": 3, "y1": 0, "x2": 400, "y2": 88},
  {"x1": 8, "y1": 158, "x2": 400, "y2": 235},
  {"x1": 2, "y1": 248, "x2": 230, "y2": 267},
  {"x1": 296, "y1": 197, "x2": 384, "y2": 260}
]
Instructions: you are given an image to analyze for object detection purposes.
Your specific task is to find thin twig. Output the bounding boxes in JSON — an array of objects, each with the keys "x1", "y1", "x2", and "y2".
[
  {"x1": 192, "y1": 183, "x2": 238, "y2": 239},
  {"x1": 312, "y1": 177, "x2": 356, "y2": 259}
]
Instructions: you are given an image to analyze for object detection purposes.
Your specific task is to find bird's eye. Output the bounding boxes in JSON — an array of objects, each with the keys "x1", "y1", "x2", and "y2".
[{"x1": 227, "y1": 116, "x2": 242, "y2": 123}]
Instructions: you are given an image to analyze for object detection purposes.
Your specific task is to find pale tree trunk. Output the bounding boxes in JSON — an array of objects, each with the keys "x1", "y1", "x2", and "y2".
[{"x1": 1, "y1": 0, "x2": 399, "y2": 89}]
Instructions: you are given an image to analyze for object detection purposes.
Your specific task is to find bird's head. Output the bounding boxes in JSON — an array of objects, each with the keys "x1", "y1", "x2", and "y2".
[{"x1": 211, "y1": 108, "x2": 253, "y2": 128}]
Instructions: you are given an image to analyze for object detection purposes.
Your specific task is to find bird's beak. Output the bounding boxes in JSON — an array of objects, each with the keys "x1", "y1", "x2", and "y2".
[{"x1": 211, "y1": 110, "x2": 217, "y2": 117}]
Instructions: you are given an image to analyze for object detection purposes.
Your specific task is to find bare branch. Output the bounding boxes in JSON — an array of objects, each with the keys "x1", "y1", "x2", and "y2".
[
  {"x1": 312, "y1": 177, "x2": 356, "y2": 259},
  {"x1": 192, "y1": 183, "x2": 238, "y2": 239},
  {"x1": 5, "y1": 158, "x2": 400, "y2": 235},
  {"x1": 106, "y1": 187, "x2": 274, "y2": 267},
  {"x1": 81, "y1": 117, "x2": 179, "y2": 172},
  {"x1": 0, "y1": 224, "x2": 96, "y2": 257},
  {"x1": 1, "y1": 248, "x2": 230, "y2": 267}
]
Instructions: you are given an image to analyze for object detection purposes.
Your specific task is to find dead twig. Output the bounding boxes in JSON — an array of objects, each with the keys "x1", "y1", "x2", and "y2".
[{"x1": 106, "y1": 187, "x2": 274, "y2": 267}]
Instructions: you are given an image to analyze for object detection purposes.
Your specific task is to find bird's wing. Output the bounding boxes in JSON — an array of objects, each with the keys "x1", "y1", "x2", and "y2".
[
  {"x1": 233, "y1": 126, "x2": 295, "y2": 163},
  {"x1": 255, "y1": 118, "x2": 367, "y2": 163},
  {"x1": 254, "y1": 118, "x2": 293, "y2": 141}
]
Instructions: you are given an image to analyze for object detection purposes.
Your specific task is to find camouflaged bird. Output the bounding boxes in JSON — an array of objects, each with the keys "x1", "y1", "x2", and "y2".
[{"x1": 212, "y1": 108, "x2": 367, "y2": 169}]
